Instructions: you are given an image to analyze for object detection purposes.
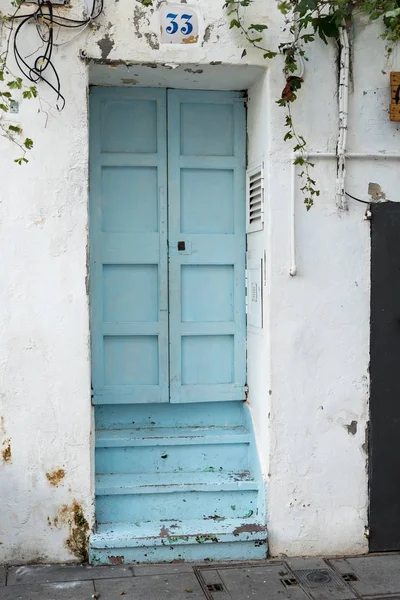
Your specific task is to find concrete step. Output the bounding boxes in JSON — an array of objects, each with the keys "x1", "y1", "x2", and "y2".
[
  {"x1": 95, "y1": 426, "x2": 251, "y2": 474},
  {"x1": 95, "y1": 426, "x2": 251, "y2": 447},
  {"x1": 90, "y1": 518, "x2": 268, "y2": 564},
  {"x1": 96, "y1": 470, "x2": 258, "y2": 495}
]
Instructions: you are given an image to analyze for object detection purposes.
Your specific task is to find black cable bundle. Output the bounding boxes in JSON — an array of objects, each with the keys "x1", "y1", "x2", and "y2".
[{"x1": 11, "y1": 0, "x2": 103, "y2": 109}]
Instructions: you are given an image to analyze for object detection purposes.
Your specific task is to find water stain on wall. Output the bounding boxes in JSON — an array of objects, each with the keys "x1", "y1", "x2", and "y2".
[
  {"x1": 46, "y1": 468, "x2": 65, "y2": 487},
  {"x1": 48, "y1": 500, "x2": 90, "y2": 561},
  {"x1": 1, "y1": 438, "x2": 11, "y2": 463}
]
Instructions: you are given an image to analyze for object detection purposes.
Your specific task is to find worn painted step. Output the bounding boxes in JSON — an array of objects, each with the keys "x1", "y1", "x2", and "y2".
[
  {"x1": 92, "y1": 518, "x2": 267, "y2": 547},
  {"x1": 95, "y1": 402, "x2": 246, "y2": 430},
  {"x1": 96, "y1": 472, "x2": 259, "y2": 523},
  {"x1": 96, "y1": 471, "x2": 257, "y2": 495},
  {"x1": 90, "y1": 518, "x2": 268, "y2": 564},
  {"x1": 95, "y1": 426, "x2": 251, "y2": 446},
  {"x1": 96, "y1": 489, "x2": 259, "y2": 523},
  {"x1": 96, "y1": 442, "x2": 250, "y2": 475},
  {"x1": 90, "y1": 540, "x2": 267, "y2": 564},
  {"x1": 95, "y1": 427, "x2": 251, "y2": 475}
]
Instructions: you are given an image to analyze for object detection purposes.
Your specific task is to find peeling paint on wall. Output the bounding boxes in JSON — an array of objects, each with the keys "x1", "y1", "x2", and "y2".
[
  {"x1": 1, "y1": 439, "x2": 11, "y2": 463},
  {"x1": 133, "y1": 5, "x2": 147, "y2": 38},
  {"x1": 368, "y1": 182, "x2": 386, "y2": 202},
  {"x1": 46, "y1": 468, "x2": 65, "y2": 487},
  {"x1": 144, "y1": 32, "x2": 160, "y2": 50},
  {"x1": 202, "y1": 24, "x2": 212, "y2": 45},
  {"x1": 97, "y1": 34, "x2": 115, "y2": 61},
  {"x1": 109, "y1": 555, "x2": 124, "y2": 565},
  {"x1": 345, "y1": 420, "x2": 358, "y2": 435}
]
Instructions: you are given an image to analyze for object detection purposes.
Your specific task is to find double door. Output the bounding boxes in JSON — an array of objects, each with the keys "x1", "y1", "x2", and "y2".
[{"x1": 89, "y1": 88, "x2": 246, "y2": 405}]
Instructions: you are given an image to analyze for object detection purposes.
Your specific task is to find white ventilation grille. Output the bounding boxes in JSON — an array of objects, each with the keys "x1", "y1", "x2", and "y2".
[{"x1": 246, "y1": 164, "x2": 264, "y2": 233}]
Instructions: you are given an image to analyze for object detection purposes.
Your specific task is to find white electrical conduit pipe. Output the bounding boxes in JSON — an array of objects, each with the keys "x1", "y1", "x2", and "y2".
[
  {"x1": 289, "y1": 152, "x2": 400, "y2": 276},
  {"x1": 336, "y1": 26, "x2": 350, "y2": 210}
]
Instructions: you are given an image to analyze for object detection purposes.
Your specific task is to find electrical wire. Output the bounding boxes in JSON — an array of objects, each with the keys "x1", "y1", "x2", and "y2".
[
  {"x1": 345, "y1": 191, "x2": 371, "y2": 205},
  {"x1": 9, "y1": 0, "x2": 103, "y2": 109}
]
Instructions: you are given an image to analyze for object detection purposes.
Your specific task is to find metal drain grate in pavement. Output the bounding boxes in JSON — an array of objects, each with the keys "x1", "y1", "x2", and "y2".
[
  {"x1": 207, "y1": 584, "x2": 224, "y2": 592},
  {"x1": 342, "y1": 573, "x2": 359, "y2": 582},
  {"x1": 292, "y1": 569, "x2": 346, "y2": 589},
  {"x1": 281, "y1": 577, "x2": 299, "y2": 588}
]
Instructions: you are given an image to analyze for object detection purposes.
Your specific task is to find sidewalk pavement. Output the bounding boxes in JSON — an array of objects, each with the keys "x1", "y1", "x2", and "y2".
[{"x1": 1, "y1": 553, "x2": 400, "y2": 600}]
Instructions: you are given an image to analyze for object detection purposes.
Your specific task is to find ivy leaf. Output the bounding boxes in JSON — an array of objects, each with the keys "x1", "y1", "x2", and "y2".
[
  {"x1": 0, "y1": 103, "x2": 9, "y2": 112},
  {"x1": 278, "y1": 1, "x2": 292, "y2": 14},
  {"x1": 24, "y1": 138, "x2": 33, "y2": 149},
  {"x1": 249, "y1": 23, "x2": 268, "y2": 31},
  {"x1": 314, "y1": 15, "x2": 340, "y2": 43},
  {"x1": 295, "y1": 0, "x2": 318, "y2": 17},
  {"x1": 0, "y1": 70, "x2": 4, "y2": 82},
  {"x1": 7, "y1": 77, "x2": 23, "y2": 90},
  {"x1": 14, "y1": 157, "x2": 29, "y2": 165},
  {"x1": 229, "y1": 19, "x2": 241, "y2": 28},
  {"x1": 264, "y1": 51, "x2": 277, "y2": 59},
  {"x1": 23, "y1": 87, "x2": 38, "y2": 99},
  {"x1": 8, "y1": 125, "x2": 22, "y2": 134}
]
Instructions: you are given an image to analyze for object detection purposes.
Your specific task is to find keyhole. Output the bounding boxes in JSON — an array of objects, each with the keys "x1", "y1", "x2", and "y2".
[{"x1": 177, "y1": 241, "x2": 186, "y2": 251}]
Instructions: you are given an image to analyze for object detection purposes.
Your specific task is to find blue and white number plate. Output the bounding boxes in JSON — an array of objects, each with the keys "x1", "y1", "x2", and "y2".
[{"x1": 160, "y1": 4, "x2": 199, "y2": 44}]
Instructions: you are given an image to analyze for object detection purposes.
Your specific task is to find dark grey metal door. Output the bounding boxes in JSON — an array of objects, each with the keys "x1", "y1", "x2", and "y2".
[{"x1": 370, "y1": 201, "x2": 400, "y2": 552}]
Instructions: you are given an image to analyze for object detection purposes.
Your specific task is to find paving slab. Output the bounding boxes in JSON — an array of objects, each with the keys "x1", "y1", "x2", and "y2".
[
  {"x1": 330, "y1": 555, "x2": 400, "y2": 597},
  {"x1": 285, "y1": 558, "x2": 356, "y2": 600},
  {"x1": 0, "y1": 568, "x2": 6, "y2": 587},
  {"x1": 197, "y1": 568, "x2": 233, "y2": 599},
  {"x1": 133, "y1": 563, "x2": 195, "y2": 576},
  {"x1": 7, "y1": 564, "x2": 133, "y2": 586},
  {"x1": 95, "y1": 572, "x2": 205, "y2": 600},
  {"x1": 0, "y1": 580, "x2": 94, "y2": 600},
  {"x1": 211, "y1": 565, "x2": 310, "y2": 600},
  {"x1": 286, "y1": 558, "x2": 330, "y2": 570}
]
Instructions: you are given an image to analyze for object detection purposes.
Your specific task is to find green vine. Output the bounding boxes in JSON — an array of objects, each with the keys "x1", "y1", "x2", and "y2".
[
  {"x1": 225, "y1": 0, "x2": 400, "y2": 209},
  {"x1": 0, "y1": 10, "x2": 36, "y2": 164}
]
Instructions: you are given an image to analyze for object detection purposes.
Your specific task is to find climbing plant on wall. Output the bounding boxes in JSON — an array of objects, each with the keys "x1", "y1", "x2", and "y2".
[
  {"x1": 0, "y1": 0, "x2": 102, "y2": 163},
  {"x1": 2, "y1": 0, "x2": 400, "y2": 181},
  {"x1": 224, "y1": 0, "x2": 400, "y2": 208},
  {"x1": 0, "y1": 12, "x2": 36, "y2": 164}
]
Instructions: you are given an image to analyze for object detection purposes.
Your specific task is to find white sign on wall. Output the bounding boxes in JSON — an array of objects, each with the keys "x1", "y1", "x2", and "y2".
[{"x1": 159, "y1": 4, "x2": 199, "y2": 44}]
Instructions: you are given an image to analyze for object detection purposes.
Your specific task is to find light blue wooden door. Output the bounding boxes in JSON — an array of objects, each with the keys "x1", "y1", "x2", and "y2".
[
  {"x1": 90, "y1": 88, "x2": 246, "y2": 405},
  {"x1": 90, "y1": 88, "x2": 169, "y2": 405},
  {"x1": 167, "y1": 90, "x2": 246, "y2": 403}
]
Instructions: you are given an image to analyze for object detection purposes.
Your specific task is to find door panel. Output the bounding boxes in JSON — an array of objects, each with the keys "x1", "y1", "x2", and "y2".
[
  {"x1": 167, "y1": 90, "x2": 246, "y2": 404},
  {"x1": 370, "y1": 202, "x2": 400, "y2": 551},
  {"x1": 90, "y1": 88, "x2": 169, "y2": 405}
]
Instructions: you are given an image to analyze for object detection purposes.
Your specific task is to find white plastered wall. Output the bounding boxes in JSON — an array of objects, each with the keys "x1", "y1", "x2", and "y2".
[{"x1": 0, "y1": 0, "x2": 399, "y2": 563}]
